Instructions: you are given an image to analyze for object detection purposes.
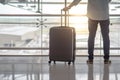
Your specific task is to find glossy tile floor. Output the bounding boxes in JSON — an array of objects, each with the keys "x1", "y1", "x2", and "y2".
[{"x1": 0, "y1": 56, "x2": 120, "y2": 80}]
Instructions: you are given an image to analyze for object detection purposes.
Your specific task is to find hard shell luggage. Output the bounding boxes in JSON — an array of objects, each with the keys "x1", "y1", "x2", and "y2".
[
  {"x1": 49, "y1": 1, "x2": 76, "y2": 64},
  {"x1": 49, "y1": 27, "x2": 76, "y2": 64}
]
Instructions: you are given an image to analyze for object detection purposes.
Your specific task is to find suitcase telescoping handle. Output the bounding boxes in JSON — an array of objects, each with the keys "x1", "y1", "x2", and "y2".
[
  {"x1": 61, "y1": 9, "x2": 69, "y2": 27},
  {"x1": 61, "y1": 0, "x2": 69, "y2": 27}
]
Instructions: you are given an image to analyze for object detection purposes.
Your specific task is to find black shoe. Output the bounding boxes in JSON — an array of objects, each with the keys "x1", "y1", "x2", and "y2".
[
  {"x1": 104, "y1": 59, "x2": 111, "y2": 64},
  {"x1": 87, "y1": 59, "x2": 93, "y2": 64}
]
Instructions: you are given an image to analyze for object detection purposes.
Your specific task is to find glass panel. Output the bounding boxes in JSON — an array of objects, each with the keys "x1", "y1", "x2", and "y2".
[{"x1": 0, "y1": 0, "x2": 120, "y2": 55}]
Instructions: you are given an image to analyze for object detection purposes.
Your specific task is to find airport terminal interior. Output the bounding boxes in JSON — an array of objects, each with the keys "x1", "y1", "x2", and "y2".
[{"x1": 0, "y1": 0, "x2": 120, "y2": 80}]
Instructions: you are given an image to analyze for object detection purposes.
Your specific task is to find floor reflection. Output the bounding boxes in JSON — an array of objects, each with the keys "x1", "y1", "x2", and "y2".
[
  {"x1": 103, "y1": 64, "x2": 110, "y2": 80},
  {"x1": 87, "y1": 64, "x2": 110, "y2": 80},
  {"x1": 88, "y1": 64, "x2": 93, "y2": 80},
  {"x1": 0, "y1": 57, "x2": 120, "y2": 80},
  {"x1": 49, "y1": 64, "x2": 75, "y2": 80},
  {"x1": 0, "y1": 63, "x2": 43, "y2": 80}
]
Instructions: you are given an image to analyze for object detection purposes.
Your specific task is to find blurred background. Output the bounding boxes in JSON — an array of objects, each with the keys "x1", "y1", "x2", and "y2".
[{"x1": 0, "y1": 0, "x2": 120, "y2": 56}]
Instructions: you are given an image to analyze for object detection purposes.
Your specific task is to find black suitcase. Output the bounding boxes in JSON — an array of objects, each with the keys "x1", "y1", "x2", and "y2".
[
  {"x1": 49, "y1": 27, "x2": 75, "y2": 64},
  {"x1": 49, "y1": 7, "x2": 76, "y2": 64}
]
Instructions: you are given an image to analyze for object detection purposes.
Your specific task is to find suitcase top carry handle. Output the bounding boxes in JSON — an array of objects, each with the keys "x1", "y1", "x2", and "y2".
[{"x1": 61, "y1": 9, "x2": 69, "y2": 27}]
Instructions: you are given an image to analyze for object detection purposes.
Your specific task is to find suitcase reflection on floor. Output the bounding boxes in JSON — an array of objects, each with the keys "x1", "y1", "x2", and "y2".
[{"x1": 49, "y1": 64, "x2": 75, "y2": 80}]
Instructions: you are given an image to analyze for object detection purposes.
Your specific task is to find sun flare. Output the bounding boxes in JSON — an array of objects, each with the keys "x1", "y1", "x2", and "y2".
[
  {"x1": 68, "y1": 5, "x2": 88, "y2": 33},
  {"x1": 69, "y1": 16, "x2": 88, "y2": 34}
]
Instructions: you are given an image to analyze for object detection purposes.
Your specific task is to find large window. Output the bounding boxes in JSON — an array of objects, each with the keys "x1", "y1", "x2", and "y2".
[{"x1": 0, "y1": 0, "x2": 120, "y2": 55}]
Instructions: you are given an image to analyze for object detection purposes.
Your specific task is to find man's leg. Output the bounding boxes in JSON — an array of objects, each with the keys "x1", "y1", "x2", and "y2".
[
  {"x1": 100, "y1": 19, "x2": 111, "y2": 63},
  {"x1": 88, "y1": 19, "x2": 98, "y2": 61}
]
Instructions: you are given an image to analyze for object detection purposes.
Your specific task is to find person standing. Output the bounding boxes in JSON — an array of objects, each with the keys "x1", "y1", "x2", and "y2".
[{"x1": 63, "y1": 0, "x2": 111, "y2": 64}]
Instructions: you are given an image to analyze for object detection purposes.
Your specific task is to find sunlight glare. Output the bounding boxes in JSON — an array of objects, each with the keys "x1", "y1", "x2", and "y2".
[
  {"x1": 68, "y1": 5, "x2": 88, "y2": 33},
  {"x1": 69, "y1": 16, "x2": 88, "y2": 34}
]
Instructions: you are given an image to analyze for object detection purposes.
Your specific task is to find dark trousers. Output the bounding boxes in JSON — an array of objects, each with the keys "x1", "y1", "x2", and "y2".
[{"x1": 88, "y1": 18, "x2": 110, "y2": 60}]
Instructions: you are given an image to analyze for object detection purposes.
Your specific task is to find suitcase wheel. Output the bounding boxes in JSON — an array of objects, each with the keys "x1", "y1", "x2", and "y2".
[
  {"x1": 48, "y1": 61, "x2": 51, "y2": 64},
  {"x1": 68, "y1": 61, "x2": 71, "y2": 65},
  {"x1": 53, "y1": 61, "x2": 56, "y2": 64},
  {"x1": 68, "y1": 61, "x2": 75, "y2": 65},
  {"x1": 48, "y1": 61, "x2": 56, "y2": 64}
]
